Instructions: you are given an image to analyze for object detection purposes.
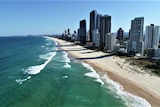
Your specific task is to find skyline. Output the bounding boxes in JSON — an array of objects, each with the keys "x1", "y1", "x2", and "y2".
[{"x1": 0, "y1": 1, "x2": 160, "y2": 36}]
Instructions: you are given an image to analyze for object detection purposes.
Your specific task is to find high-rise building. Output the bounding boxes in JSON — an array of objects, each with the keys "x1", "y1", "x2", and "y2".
[
  {"x1": 105, "y1": 33, "x2": 116, "y2": 52},
  {"x1": 96, "y1": 14, "x2": 102, "y2": 30},
  {"x1": 67, "y1": 28, "x2": 70, "y2": 35},
  {"x1": 79, "y1": 19, "x2": 86, "y2": 45},
  {"x1": 89, "y1": 10, "x2": 97, "y2": 42},
  {"x1": 116, "y1": 28, "x2": 124, "y2": 40},
  {"x1": 128, "y1": 29, "x2": 131, "y2": 40},
  {"x1": 77, "y1": 28, "x2": 80, "y2": 41},
  {"x1": 67, "y1": 28, "x2": 71, "y2": 41},
  {"x1": 128, "y1": 17, "x2": 144, "y2": 54},
  {"x1": 86, "y1": 30, "x2": 90, "y2": 41},
  {"x1": 100, "y1": 15, "x2": 111, "y2": 50},
  {"x1": 93, "y1": 29, "x2": 100, "y2": 47},
  {"x1": 71, "y1": 30, "x2": 77, "y2": 42},
  {"x1": 144, "y1": 24, "x2": 160, "y2": 50}
]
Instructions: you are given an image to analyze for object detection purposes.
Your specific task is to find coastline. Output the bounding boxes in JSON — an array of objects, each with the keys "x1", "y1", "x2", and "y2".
[{"x1": 49, "y1": 37, "x2": 160, "y2": 107}]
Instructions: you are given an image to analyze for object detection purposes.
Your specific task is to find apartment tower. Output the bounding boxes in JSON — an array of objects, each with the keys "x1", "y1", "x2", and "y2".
[
  {"x1": 79, "y1": 19, "x2": 87, "y2": 45},
  {"x1": 100, "y1": 15, "x2": 111, "y2": 50},
  {"x1": 144, "y1": 24, "x2": 160, "y2": 49},
  {"x1": 89, "y1": 10, "x2": 97, "y2": 42},
  {"x1": 128, "y1": 17, "x2": 144, "y2": 54},
  {"x1": 116, "y1": 28, "x2": 124, "y2": 40}
]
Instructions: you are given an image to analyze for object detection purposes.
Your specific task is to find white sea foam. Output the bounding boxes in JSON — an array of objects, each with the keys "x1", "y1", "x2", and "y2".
[
  {"x1": 45, "y1": 37, "x2": 57, "y2": 47},
  {"x1": 15, "y1": 76, "x2": 31, "y2": 85},
  {"x1": 45, "y1": 41, "x2": 53, "y2": 48},
  {"x1": 102, "y1": 74, "x2": 151, "y2": 107},
  {"x1": 62, "y1": 51, "x2": 70, "y2": 63},
  {"x1": 82, "y1": 62, "x2": 150, "y2": 107},
  {"x1": 60, "y1": 51, "x2": 71, "y2": 68},
  {"x1": 63, "y1": 62, "x2": 71, "y2": 68},
  {"x1": 45, "y1": 38, "x2": 51, "y2": 41},
  {"x1": 46, "y1": 43, "x2": 49, "y2": 46},
  {"x1": 95, "y1": 78, "x2": 104, "y2": 85},
  {"x1": 15, "y1": 37, "x2": 58, "y2": 85},
  {"x1": 16, "y1": 51, "x2": 56, "y2": 85},
  {"x1": 82, "y1": 62, "x2": 104, "y2": 85},
  {"x1": 39, "y1": 52, "x2": 53, "y2": 60},
  {"x1": 26, "y1": 52, "x2": 56, "y2": 75},
  {"x1": 63, "y1": 63, "x2": 71, "y2": 68},
  {"x1": 62, "y1": 76, "x2": 68, "y2": 78},
  {"x1": 54, "y1": 41, "x2": 58, "y2": 46}
]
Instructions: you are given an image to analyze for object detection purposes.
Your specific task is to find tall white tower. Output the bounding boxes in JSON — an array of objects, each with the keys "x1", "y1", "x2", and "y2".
[
  {"x1": 144, "y1": 24, "x2": 160, "y2": 49},
  {"x1": 105, "y1": 33, "x2": 116, "y2": 52}
]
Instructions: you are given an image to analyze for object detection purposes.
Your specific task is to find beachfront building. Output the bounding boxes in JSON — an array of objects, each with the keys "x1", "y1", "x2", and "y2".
[
  {"x1": 147, "y1": 48, "x2": 160, "y2": 59},
  {"x1": 67, "y1": 28, "x2": 70, "y2": 35},
  {"x1": 89, "y1": 10, "x2": 97, "y2": 42},
  {"x1": 67, "y1": 28, "x2": 71, "y2": 41},
  {"x1": 77, "y1": 28, "x2": 80, "y2": 41},
  {"x1": 116, "y1": 28, "x2": 124, "y2": 41},
  {"x1": 105, "y1": 33, "x2": 116, "y2": 52},
  {"x1": 61, "y1": 30, "x2": 68, "y2": 40},
  {"x1": 86, "y1": 31, "x2": 90, "y2": 42},
  {"x1": 71, "y1": 30, "x2": 77, "y2": 42},
  {"x1": 128, "y1": 17, "x2": 144, "y2": 54},
  {"x1": 96, "y1": 14, "x2": 102, "y2": 30},
  {"x1": 100, "y1": 15, "x2": 111, "y2": 50},
  {"x1": 92, "y1": 29, "x2": 100, "y2": 48},
  {"x1": 79, "y1": 19, "x2": 87, "y2": 45},
  {"x1": 144, "y1": 24, "x2": 160, "y2": 50}
]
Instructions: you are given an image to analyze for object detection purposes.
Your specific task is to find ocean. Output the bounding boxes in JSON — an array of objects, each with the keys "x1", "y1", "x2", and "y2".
[{"x1": 0, "y1": 36, "x2": 150, "y2": 107}]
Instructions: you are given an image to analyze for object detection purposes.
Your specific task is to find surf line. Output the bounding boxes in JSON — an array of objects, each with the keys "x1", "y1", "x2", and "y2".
[{"x1": 16, "y1": 41, "x2": 58, "y2": 85}]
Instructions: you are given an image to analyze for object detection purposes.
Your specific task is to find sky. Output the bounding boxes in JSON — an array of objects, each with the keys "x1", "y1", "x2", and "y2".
[{"x1": 0, "y1": 0, "x2": 160, "y2": 36}]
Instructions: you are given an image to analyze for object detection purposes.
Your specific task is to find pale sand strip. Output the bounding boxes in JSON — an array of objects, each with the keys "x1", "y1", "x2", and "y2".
[{"x1": 49, "y1": 37, "x2": 160, "y2": 107}]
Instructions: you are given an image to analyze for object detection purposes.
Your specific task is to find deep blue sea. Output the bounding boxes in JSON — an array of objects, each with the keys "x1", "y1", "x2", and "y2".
[{"x1": 0, "y1": 36, "x2": 150, "y2": 107}]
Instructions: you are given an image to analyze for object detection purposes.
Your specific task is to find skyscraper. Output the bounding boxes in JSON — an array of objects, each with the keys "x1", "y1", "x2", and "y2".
[
  {"x1": 93, "y1": 29, "x2": 100, "y2": 47},
  {"x1": 144, "y1": 24, "x2": 160, "y2": 50},
  {"x1": 67, "y1": 28, "x2": 70, "y2": 35},
  {"x1": 116, "y1": 28, "x2": 124, "y2": 40},
  {"x1": 128, "y1": 17, "x2": 144, "y2": 54},
  {"x1": 89, "y1": 10, "x2": 97, "y2": 42},
  {"x1": 77, "y1": 28, "x2": 80, "y2": 41},
  {"x1": 79, "y1": 19, "x2": 86, "y2": 45},
  {"x1": 105, "y1": 33, "x2": 116, "y2": 52},
  {"x1": 100, "y1": 15, "x2": 111, "y2": 50},
  {"x1": 71, "y1": 30, "x2": 77, "y2": 42},
  {"x1": 96, "y1": 14, "x2": 102, "y2": 30}
]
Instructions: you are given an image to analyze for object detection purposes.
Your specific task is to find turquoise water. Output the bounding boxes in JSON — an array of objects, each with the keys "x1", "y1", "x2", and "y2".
[{"x1": 0, "y1": 36, "x2": 150, "y2": 107}]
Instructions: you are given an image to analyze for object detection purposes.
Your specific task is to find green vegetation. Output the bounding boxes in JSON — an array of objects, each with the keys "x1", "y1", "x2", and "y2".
[
  {"x1": 154, "y1": 69, "x2": 160, "y2": 75},
  {"x1": 117, "y1": 55, "x2": 160, "y2": 76},
  {"x1": 142, "y1": 60, "x2": 160, "y2": 76}
]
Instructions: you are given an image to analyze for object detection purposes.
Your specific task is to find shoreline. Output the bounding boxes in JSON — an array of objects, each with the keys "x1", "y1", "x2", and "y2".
[
  {"x1": 48, "y1": 37, "x2": 160, "y2": 107},
  {"x1": 87, "y1": 61, "x2": 160, "y2": 106}
]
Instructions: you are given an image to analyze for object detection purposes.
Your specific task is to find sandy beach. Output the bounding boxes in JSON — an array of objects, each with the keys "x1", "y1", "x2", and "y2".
[{"x1": 49, "y1": 37, "x2": 160, "y2": 107}]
